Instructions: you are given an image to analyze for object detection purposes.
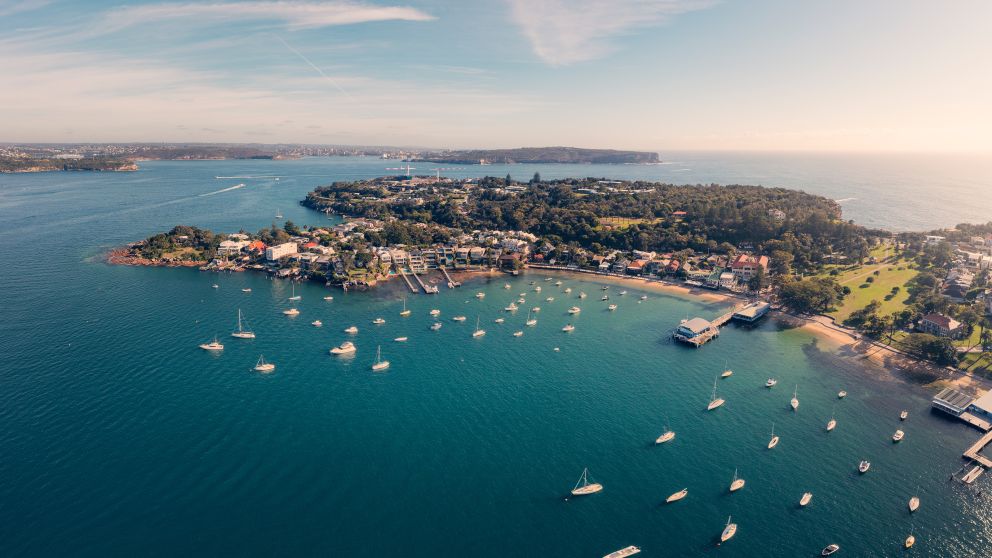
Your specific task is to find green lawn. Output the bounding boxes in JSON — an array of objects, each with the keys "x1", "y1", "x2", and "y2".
[{"x1": 827, "y1": 258, "x2": 919, "y2": 322}]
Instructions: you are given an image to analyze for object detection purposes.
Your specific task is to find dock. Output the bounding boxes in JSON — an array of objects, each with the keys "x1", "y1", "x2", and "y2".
[
  {"x1": 963, "y1": 429, "x2": 992, "y2": 469},
  {"x1": 410, "y1": 270, "x2": 438, "y2": 294},
  {"x1": 440, "y1": 267, "x2": 460, "y2": 288},
  {"x1": 672, "y1": 303, "x2": 746, "y2": 347},
  {"x1": 396, "y1": 267, "x2": 418, "y2": 293}
]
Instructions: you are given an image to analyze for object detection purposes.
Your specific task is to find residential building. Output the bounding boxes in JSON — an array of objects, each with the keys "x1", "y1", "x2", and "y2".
[
  {"x1": 265, "y1": 242, "x2": 298, "y2": 261},
  {"x1": 731, "y1": 254, "x2": 769, "y2": 281},
  {"x1": 918, "y1": 313, "x2": 966, "y2": 339}
]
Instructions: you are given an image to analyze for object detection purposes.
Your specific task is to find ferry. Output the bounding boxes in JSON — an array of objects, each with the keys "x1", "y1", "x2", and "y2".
[
  {"x1": 665, "y1": 488, "x2": 688, "y2": 503},
  {"x1": 253, "y1": 355, "x2": 275, "y2": 373},
  {"x1": 330, "y1": 341, "x2": 356, "y2": 355},
  {"x1": 603, "y1": 546, "x2": 640, "y2": 558}
]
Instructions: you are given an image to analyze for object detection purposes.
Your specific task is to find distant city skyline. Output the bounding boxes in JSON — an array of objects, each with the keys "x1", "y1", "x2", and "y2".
[{"x1": 1, "y1": 0, "x2": 990, "y2": 152}]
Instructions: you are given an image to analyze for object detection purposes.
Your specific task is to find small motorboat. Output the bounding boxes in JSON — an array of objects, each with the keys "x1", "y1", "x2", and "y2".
[
  {"x1": 513, "y1": 331, "x2": 524, "y2": 337},
  {"x1": 241, "y1": 288, "x2": 252, "y2": 293},
  {"x1": 546, "y1": 297, "x2": 555, "y2": 302},
  {"x1": 429, "y1": 322, "x2": 442, "y2": 331},
  {"x1": 665, "y1": 488, "x2": 687, "y2": 503},
  {"x1": 909, "y1": 496, "x2": 920, "y2": 512},
  {"x1": 765, "y1": 378, "x2": 777, "y2": 388},
  {"x1": 503, "y1": 283, "x2": 511, "y2": 289},
  {"x1": 858, "y1": 460, "x2": 871, "y2": 474},
  {"x1": 838, "y1": 390, "x2": 847, "y2": 398},
  {"x1": 608, "y1": 304, "x2": 617, "y2": 311},
  {"x1": 475, "y1": 292, "x2": 485, "y2": 299},
  {"x1": 394, "y1": 337, "x2": 408, "y2": 342},
  {"x1": 372, "y1": 317, "x2": 386, "y2": 325},
  {"x1": 311, "y1": 320, "x2": 323, "y2": 327},
  {"x1": 452, "y1": 316, "x2": 467, "y2": 322},
  {"x1": 619, "y1": 290, "x2": 627, "y2": 295},
  {"x1": 905, "y1": 534, "x2": 915, "y2": 549},
  {"x1": 562, "y1": 324, "x2": 575, "y2": 332},
  {"x1": 821, "y1": 544, "x2": 840, "y2": 556},
  {"x1": 344, "y1": 326, "x2": 358, "y2": 334},
  {"x1": 531, "y1": 306, "x2": 541, "y2": 313},
  {"x1": 826, "y1": 417, "x2": 837, "y2": 432},
  {"x1": 721, "y1": 369, "x2": 733, "y2": 378},
  {"x1": 639, "y1": 295, "x2": 648, "y2": 300},
  {"x1": 283, "y1": 308, "x2": 299, "y2": 316},
  {"x1": 892, "y1": 429, "x2": 905, "y2": 442},
  {"x1": 900, "y1": 410, "x2": 909, "y2": 420},
  {"x1": 494, "y1": 318, "x2": 505, "y2": 323},
  {"x1": 330, "y1": 341, "x2": 356, "y2": 355},
  {"x1": 429, "y1": 309, "x2": 441, "y2": 316},
  {"x1": 568, "y1": 306, "x2": 581, "y2": 314},
  {"x1": 211, "y1": 284, "x2": 219, "y2": 289},
  {"x1": 800, "y1": 492, "x2": 813, "y2": 507},
  {"x1": 323, "y1": 296, "x2": 334, "y2": 301},
  {"x1": 601, "y1": 295, "x2": 609, "y2": 301},
  {"x1": 199, "y1": 337, "x2": 224, "y2": 351}
]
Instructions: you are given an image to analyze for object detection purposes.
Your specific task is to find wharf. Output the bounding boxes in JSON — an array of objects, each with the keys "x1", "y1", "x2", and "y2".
[
  {"x1": 396, "y1": 267, "x2": 418, "y2": 293},
  {"x1": 672, "y1": 303, "x2": 745, "y2": 347},
  {"x1": 410, "y1": 270, "x2": 438, "y2": 294},
  {"x1": 440, "y1": 267, "x2": 460, "y2": 288},
  {"x1": 963, "y1": 429, "x2": 992, "y2": 469}
]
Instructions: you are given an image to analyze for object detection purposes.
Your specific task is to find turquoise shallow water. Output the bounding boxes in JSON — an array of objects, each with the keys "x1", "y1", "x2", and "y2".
[{"x1": 1, "y1": 156, "x2": 991, "y2": 557}]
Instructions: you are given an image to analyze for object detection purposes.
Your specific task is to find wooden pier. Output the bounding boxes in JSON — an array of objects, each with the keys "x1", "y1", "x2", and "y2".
[
  {"x1": 440, "y1": 267, "x2": 460, "y2": 288},
  {"x1": 963, "y1": 429, "x2": 992, "y2": 469},
  {"x1": 396, "y1": 267, "x2": 418, "y2": 293},
  {"x1": 672, "y1": 304, "x2": 746, "y2": 347},
  {"x1": 410, "y1": 270, "x2": 438, "y2": 294}
]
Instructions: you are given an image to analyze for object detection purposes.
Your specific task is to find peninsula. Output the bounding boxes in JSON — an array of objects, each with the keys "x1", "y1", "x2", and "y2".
[{"x1": 408, "y1": 146, "x2": 660, "y2": 165}]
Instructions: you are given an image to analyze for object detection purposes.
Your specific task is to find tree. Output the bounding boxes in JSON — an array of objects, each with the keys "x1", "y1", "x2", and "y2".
[
  {"x1": 902, "y1": 333, "x2": 958, "y2": 365},
  {"x1": 768, "y1": 250, "x2": 794, "y2": 276},
  {"x1": 778, "y1": 277, "x2": 846, "y2": 314},
  {"x1": 283, "y1": 220, "x2": 301, "y2": 236},
  {"x1": 747, "y1": 267, "x2": 768, "y2": 292},
  {"x1": 531, "y1": 172, "x2": 541, "y2": 184},
  {"x1": 505, "y1": 173, "x2": 512, "y2": 185}
]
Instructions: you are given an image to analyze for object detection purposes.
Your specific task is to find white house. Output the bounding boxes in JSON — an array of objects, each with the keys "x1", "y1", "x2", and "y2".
[{"x1": 265, "y1": 242, "x2": 298, "y2": 261}]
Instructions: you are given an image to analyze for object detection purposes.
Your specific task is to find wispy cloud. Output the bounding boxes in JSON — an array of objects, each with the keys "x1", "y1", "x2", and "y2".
[
  {"x1": 106, "y1": 1, "x2": 435, "y2": 31},
  {"x1": 507, "y1": 0, "x2": 716, "y2": 66},
  {"x1": 0, "y1": 0, "x2": 53, "y2": 17}
]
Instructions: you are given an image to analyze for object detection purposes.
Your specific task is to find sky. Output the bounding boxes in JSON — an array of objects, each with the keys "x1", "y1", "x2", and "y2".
[{"x1": 1, "y1": 0, "x2": 991, "y2": 152}]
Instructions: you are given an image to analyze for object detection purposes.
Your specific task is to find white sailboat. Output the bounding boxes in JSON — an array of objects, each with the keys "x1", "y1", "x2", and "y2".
[
  {"x1": 790, "y1": 385, "x2": 799, "y2": 411},
  {"x1": 656, "y1": 419, "x2": 675, "y2": 444},
  {"x1": 707, "y1": 378, "x2": 725, "y2": 410},
  {"x1": 721, "y1": 361, "x2": 733, "y2": 378},
  {"x1": 665, "y1": 488, "x2": 688, "y2": 503},
  {"x1": 472, "y1": 317, "x2": 486, "y2": 338},
  {"x1": 909, "y1": 495, "x2": 920, "y2": 512},
  {"x1": 525, "y1": 309, "x2": 537, "y2": 327},
  {"x1": 400, "y1": 297, "x2": 411, "y2": 317},
  {"x1": 288, "y1": 283, "x2": 301, "y2": 301},
  {"x1": 253, "y1": 355, "x2": 275, "y2": 373},
  {"x1": 729, "y1": 468, "x2": 745, "y2": 492},
  {"x1": 720, "y1": 516, "x2": 737, "y2": 542},
  {"x1": 768, "y1": 422, "x2": 780, "y2": 449},
  {"x1": 570, "y1": 468, "x2": 603, "y2": 496},
  {"x1": 371, "y1": 345, "x2": 390, "y2": 371},
  {"x1": 231, "y1": 309, "x2": 255, "y2": 339},
  {"x1": 826, "y1": 413, "x2": 837, "y2": 432}
]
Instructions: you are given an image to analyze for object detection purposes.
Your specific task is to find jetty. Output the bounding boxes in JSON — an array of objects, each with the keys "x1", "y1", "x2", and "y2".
[
  {"x1": 672, "y1": 303, "x2": 746, "y2": 347},
  {"x1": 440, "y1": 266, "x2": 460, "y2": 288},
  {"x1": 932, "y1": 387, "x2": 992, "y2": 481},
  {"x1": 396, "y1": 267, "x2": 418, "y2": 294},
  {"x1": 410, "y1": 270, "x2": 438, "y2": 294}
]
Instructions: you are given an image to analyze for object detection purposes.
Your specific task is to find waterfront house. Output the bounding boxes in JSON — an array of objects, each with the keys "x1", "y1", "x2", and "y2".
[
  {"x1": 626, "y1": 259, "x2": 648, "y2": 275},
  {"x1": 918, "y1": 313, "x2": 966, "y2": 339},
  {"x1": 731, "y1": 254, "x2": 769, "y2": 281},
  {"x1": 266, "y1": 242, "x2": 298, "y2": 261}
]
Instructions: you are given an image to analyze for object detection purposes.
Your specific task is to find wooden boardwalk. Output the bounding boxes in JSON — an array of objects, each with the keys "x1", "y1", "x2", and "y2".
[
  {"x1": 963, "y1": 430, "x2": 992, "y2": 469},
  {"x1": 440, "y1": 267, "x2": 460, "y2": 287},
  {"x1": 396, "y1": 267, "x2": 418, "y2": 293}
]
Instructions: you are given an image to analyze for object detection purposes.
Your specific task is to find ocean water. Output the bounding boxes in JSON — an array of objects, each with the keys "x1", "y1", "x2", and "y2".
[{"x1": 0, "y1": 155, "x2": 991, "y2": 557}]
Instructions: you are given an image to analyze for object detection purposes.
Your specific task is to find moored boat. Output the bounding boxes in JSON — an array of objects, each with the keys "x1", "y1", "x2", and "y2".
[
  {"x1": 821, "y1": 544, "x2": 840, "y2": 555},
  {"x1": 394, "y1": 337, "x2": 408, "y2": 342},
  {"x1": 253, "y1": 355, "x2": 275, "y2": 373},
  {"x1": 729, "y1": 468, "x2": 745, "y2": 492},
  {"x1": 562, "y1": 324, "x2": 575, "y2": 332},
  {"x1": 665, "y1": 488, "x2": 687, "y2": 503},
  {"x1": 344, "y1": 325, "x2": 358, "y2": 334},
  {"x1": 472, "y1": 317, "x2": 486, "y2": 338},
  {"x1": 568, "y1": 306, "x2": 581, "y2": 314},
  {"x1": 720, "y1": 516, "x2": 737, "y2": 542},
  {"x1": 768, "y1": 423, "x2": 779, "y2": 449},
  {"x1": 371, "y1": 345, "x2": 389, "y2": 371},
  {"x1": 429, "y1": 322, "x2": 442, "y2": 331},
  {"x1": 311, "y1": 320, "x2": 322, "y2": 327},
  {"x1": 199, "y1": 336, "x2": 224, "y2": 351},
  {"x1": 707, "y1": 378, "x2": 725, "y2": 411},
  {"x1": 608, "y1": 304, "x2": 617, "y2": 311},
  {"x1": 283, "y1": 308, "x2": 300, "y2": 316},
  {"x1": 791, "y1": 385, "x2": 800, "y2": 411},
  {"x1": 452, "y1": 315, "x2": 467, "y2": 322},
  {"x1": 330, "y1": 341, "x2": 356, "y2": 355},
  {"x1": 231, "y1": 309, "x2": 256, "y2": 339},
  {"x1": 603, "y1": 545, "x2": 640, "y2": 558},
  {"x1": 570, "y1": 468, "x2": 602, "y2": 496},
  {"x1": 800, "y1": 492, "x2": 813, "y2": 507},
  {"x1": 859, "y1": 460, "x2": 871, "y2": 474},
  {"x1": 909, "y1": 496, "x2": 920, "y2": 512},
  {"x1": 373, "y1": 317, "x2": 386, "y2": 325},
  {"x1": 900, "y1": 410, "x2": 909, "y2": 420},
  {"x1": 892, "y1": 429, "x2": 905, "y2": 442},
  {"x1": 765, "y1": 378, "x2": 777, "y2": 387},
  {"x1": 838, "y1": 390, "x2": 847, "y2": 398}
]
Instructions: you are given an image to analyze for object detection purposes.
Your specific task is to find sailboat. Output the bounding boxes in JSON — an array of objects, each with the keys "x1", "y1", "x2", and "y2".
[
  {"x1": 472, "y1": 316, "x2": 486, "y2": 338},
  {"x1": 826, "y1": 411, "x2": 837, "y2": 432},
  {"x1": 656, "y1": 421, "x2": 675, "y2": 444},
  {"x1": 231, "y1": 309, "x2": 255, "y2": 339},
  {"x1": 729, "y1": 468, "x2": 745, "y2": 492},
  {"x1": 790, "y1": 385, "x2": 800, "y2": 411},
  {"x1": 665, "y1": 488, "x2": 688, "y2": 503},
  {"x1": 909, "y1": 495, "x2": 920, "y2": 512},
  {"x1": 570, "y1": 468, "x2": 603, "y2": 496},
  {"x1": 707, "y1": 378, "x2": 725, "y2": 410},
  {"x1": 253, "y1": 355, "x2": 275, "y2": 373},
  {"x1": 525, "y1": 309, "x2": 537, "y2": 327},
  {"x1": 720, "y1": 516, "x2": 737, "y2": 542},
  {"x1": 371, "y1": 345, "x2": 390, "y2": 371},
  {"x1": 275, "y1": 209, "x2": 283, "y2": 219},
  {"x1": 905, "y1": 529, "x2": 915, "y2": 549},
  {"x1": 721, "y1": 361, "x2": 733, "y2": 378},
  {"x1": 400, "y1": 297, "x2": 411, "y2": 317},
  {"x1": 288, "y1": 283, "x2": 301, "y2": 301},
  {"x1": 768, "y1": 423, "x2": 780, "y2": 449}
]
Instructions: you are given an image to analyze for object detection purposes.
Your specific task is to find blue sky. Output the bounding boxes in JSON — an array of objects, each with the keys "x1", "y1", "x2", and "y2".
[{"x1": 2, "y1": 0, "x2": 990, "y2": 151}]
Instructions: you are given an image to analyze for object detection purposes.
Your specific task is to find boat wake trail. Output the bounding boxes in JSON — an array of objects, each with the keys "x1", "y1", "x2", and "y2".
[
  {"x1": 199, "y1": 183, "x2": 246, "y2": 197},
  {"x1": 835, "y1": 197, "x2": 857, "y2": 203}
]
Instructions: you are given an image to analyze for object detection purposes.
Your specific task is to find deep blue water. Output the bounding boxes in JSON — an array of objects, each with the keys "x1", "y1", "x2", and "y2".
[{"x1": 1, "y1": 155, "x2": 991, "y2": 557}]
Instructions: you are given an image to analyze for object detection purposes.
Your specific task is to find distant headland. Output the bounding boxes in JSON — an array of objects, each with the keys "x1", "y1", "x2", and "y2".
[{"x1": 408, "y1": 146, "x2": 660, "y2": 165}]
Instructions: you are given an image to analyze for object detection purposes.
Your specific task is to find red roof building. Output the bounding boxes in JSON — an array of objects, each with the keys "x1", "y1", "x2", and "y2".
[{"x1": 730, "y1": 254, "x2": 769, "y2": 281}]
